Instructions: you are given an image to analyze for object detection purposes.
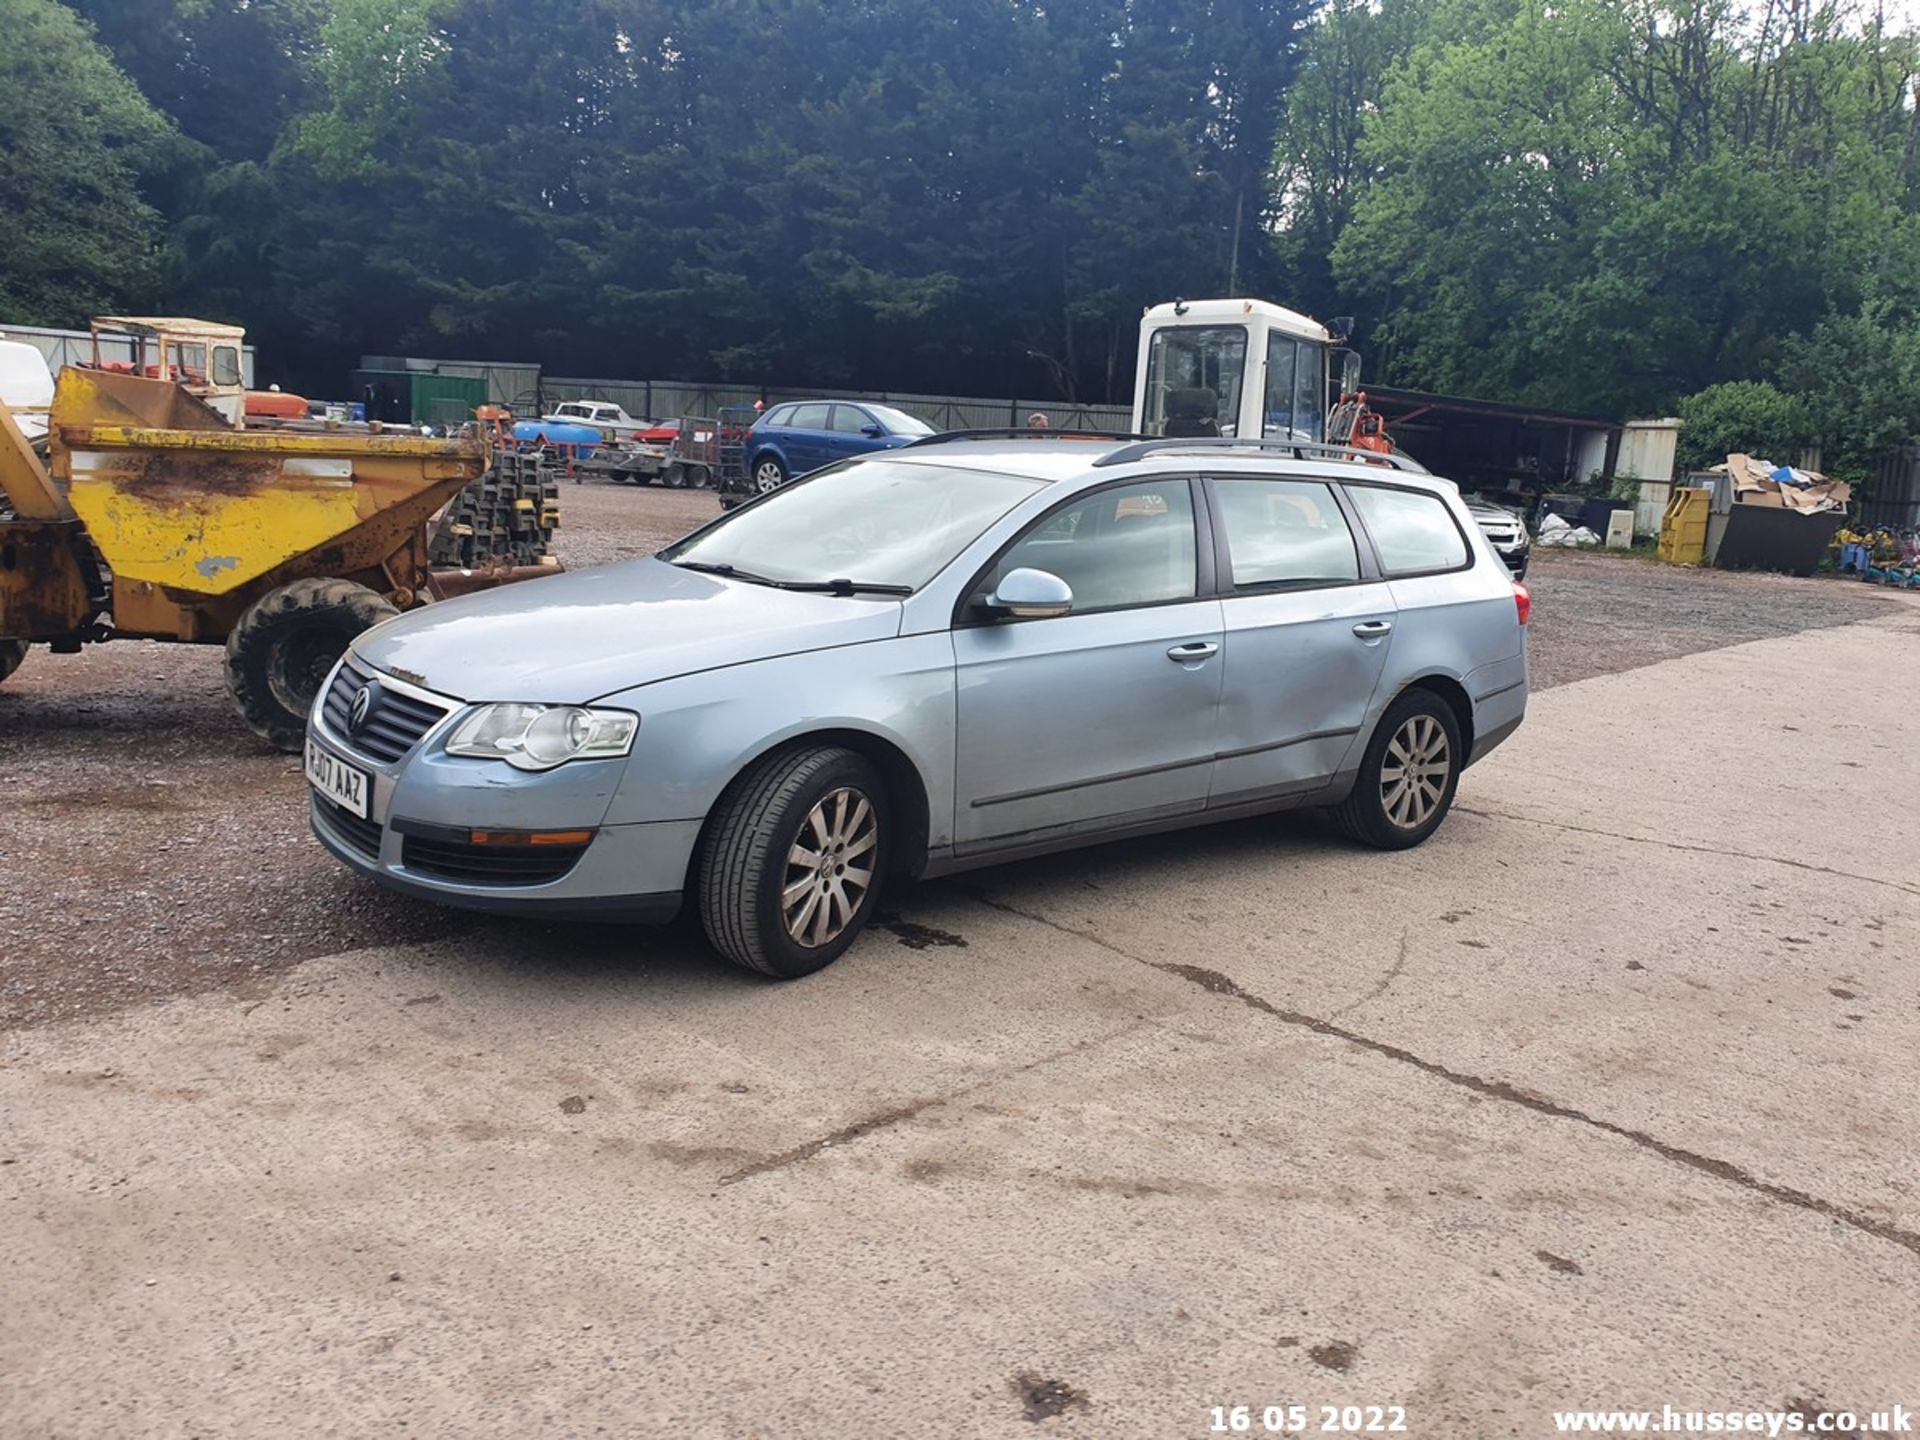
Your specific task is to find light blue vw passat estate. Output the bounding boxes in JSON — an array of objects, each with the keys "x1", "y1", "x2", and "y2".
[{"x1": 305, "y1": 435, "x2": 1530, "y2": 977}]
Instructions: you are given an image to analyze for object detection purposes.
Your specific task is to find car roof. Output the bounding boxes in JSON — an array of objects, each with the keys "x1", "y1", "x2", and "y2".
[{"x1": 880, "y1": 436, "x2": 1458, "y2": 494}]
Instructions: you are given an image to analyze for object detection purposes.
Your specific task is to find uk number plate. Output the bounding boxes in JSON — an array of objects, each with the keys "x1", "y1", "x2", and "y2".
[{"x1": 305, "y1": 739, "x2": 371, "y2": 819}]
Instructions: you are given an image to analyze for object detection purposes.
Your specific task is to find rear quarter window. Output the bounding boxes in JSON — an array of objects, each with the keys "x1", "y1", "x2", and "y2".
[{"x1": 1348, "y1": 485, "x2": 1471, "y2": 575}]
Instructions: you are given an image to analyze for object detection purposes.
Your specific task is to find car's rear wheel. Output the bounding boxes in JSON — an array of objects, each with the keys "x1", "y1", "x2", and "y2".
[
  {"x1": 1334, "y1": 689, "x2": 1462, "y2": 850},
  {"x1": 699, "y1": 746, "x2": 890, "y2": 978},
  {"x1": 751, "y1": 455, "x2": 786, "y2": 494}
]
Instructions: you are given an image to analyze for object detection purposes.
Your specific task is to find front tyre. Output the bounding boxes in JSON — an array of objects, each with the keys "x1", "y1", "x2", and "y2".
[
  {"x1": 224, "y1": 578, "x2": 399, "y2": 751},
  {"x1": 699, "y1": 746, "x2": 890, "y2": 978},
  {"x1": 1334, "y1": 689, "x2": 1462, "y2": 850}
]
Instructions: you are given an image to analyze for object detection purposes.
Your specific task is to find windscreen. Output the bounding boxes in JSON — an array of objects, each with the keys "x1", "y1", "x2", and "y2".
[
  {"x1": 662, "y1": 459, "x2": 1046, "y2": 589},
  {"x1": 1141, "y1": 325, "x2": 1247, "y2": 437}
]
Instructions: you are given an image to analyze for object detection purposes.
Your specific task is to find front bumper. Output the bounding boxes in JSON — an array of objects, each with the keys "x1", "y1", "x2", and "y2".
[
  {"x1": 311, "y1": 798, "x2": 688, "y2": 921},
  {"x1": 306, "y1": 684, "x2": 700, "y2": 923},
  {"x1": 1493, "y1": 541, "x2": 1530, "y2": 577}
]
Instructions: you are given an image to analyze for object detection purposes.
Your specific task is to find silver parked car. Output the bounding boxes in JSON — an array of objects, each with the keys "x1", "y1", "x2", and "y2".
[{"x1": 305, "y1": 436, "x2": 1530, "y2": 977}]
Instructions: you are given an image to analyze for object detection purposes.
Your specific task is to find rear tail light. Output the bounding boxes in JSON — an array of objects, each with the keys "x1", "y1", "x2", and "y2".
[{"x1": 1513, "y1": 581, "x2": 1532, "y2": 626}]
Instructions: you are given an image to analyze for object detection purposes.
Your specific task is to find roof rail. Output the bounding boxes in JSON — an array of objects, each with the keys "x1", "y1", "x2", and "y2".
[
  {"x1": 1090, "y1": 437, "x2": 1431, "y2": 474},
  {"x1": 902, "y1": 427, "x2": 1149, "y2": 448}
]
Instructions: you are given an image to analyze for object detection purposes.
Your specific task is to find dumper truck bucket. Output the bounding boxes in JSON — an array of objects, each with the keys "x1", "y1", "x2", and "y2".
[{"x1": 47, "y1": 369, "x2": 490, "y2": 639}]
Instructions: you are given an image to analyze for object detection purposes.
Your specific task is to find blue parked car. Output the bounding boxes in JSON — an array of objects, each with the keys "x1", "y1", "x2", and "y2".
[{"x1": 743, "y1": 401, "x2": 934, "y2": 494}]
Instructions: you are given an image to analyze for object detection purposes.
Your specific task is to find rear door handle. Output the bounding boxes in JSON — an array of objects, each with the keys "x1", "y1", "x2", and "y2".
[
  {"x1": 1167, "y1": 641, "x2": 1219, "y2": 662},
  {"x1": 1352, "y1": 620, "x2": 1394, "y2": 638}
]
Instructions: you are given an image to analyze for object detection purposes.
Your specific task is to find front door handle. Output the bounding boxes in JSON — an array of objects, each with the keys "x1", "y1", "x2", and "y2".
[
  {"x1": 1352, "y1": 620, "x2": 1394, "y2": 639},
  {"x1": 1167, "y1": 641, "x2": 1219, "y2": 662}
]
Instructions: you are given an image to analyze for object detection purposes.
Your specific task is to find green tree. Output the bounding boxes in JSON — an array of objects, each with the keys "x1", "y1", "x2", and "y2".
[
  {"x1": 1675, "y1": 380, "x2": 1812, "y2": 471},
  {"x1": 0, "y1": 0, "x2": 176, "y2": 325}
]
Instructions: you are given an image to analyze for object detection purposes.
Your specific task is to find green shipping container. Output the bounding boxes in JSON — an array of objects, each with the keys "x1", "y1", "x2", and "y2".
[{"x1": 409, "y1": 373, "x2": 487, "y2": 428}]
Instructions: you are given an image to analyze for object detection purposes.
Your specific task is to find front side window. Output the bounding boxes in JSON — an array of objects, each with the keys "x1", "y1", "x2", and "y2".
[
  {"x1": 662, "y1": 459, "x2": 1044, "y2": 590},
  {"x1": 1214, "y1": 479, "x2": 1359, "y2": 589},
  {"x1": 788, "y1": 402, "x2": 831, "y2": 429},
  {"x1": 990, "y1": 480, "x2": 1197, "y2": 613},
  {"x1": 1142, "y1": 326, "x2": 1246, "y2": 438},
  {"x1": 212, "y1": 346, "x2": 241, "y2": 386},
  {"x1": 829, "y1": 405, "x2": 871, "y2": 433},
  {"x1": 1348, "y1": 485, "x2": 1470, "y2": 575}
]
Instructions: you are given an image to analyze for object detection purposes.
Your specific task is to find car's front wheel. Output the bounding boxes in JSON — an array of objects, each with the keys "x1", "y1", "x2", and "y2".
[
  {"x1": 750, "y1": 454, "x2": 786, "y2": 494},
  {"x1": 698, "y1": 746, "x2": 890, "y2": 977},
  {"x1": 1334, "y1": 689, "x2": 1463, "y2": 849}
]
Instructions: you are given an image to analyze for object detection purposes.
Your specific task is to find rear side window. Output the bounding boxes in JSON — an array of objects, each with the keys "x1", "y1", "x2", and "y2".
[
  {"x1": 761, "y1": 405, "x2": 795, "y2": 426},
  {"x1": 1213, "y1": 479, "x2": 1358, "y2": 589},
  {"x1": 788, "y1": 403, "x2": 831, "y2": 428},
  {"x1": 1348, "y1": 485, "x2": 1470, "y2": 575}
]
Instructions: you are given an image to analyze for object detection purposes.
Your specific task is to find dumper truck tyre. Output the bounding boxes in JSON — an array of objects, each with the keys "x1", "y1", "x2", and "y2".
[
  {"x1": 0, "y1": 640, "x2": 26, "y2": 685},
  {"x1": 224, "y1": 579, "x2": 399, "y2": 751},
  {"x1": 698, "y1": 745, "x2": 891, "y2": 979},
  {"x1": 1333, "y1": 689, "x2": 1462, "y2": 850}
]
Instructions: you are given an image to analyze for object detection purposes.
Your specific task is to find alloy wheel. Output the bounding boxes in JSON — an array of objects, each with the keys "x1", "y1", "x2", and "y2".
[
  {"x1": 1380, "y1": 714, "x2": 1451, "y2": 830},
  {"x1": 754, "y1": 460, "x2": 784, "y2": 493},
  {"x1": 781, "y1": 787, "x2": 879, "y2": 948}
]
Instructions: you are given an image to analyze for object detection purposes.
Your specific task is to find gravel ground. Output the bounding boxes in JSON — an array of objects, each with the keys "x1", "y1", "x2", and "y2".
[{"x1": 0, "y1": 483, "x2": 1901, "y2": 1030}]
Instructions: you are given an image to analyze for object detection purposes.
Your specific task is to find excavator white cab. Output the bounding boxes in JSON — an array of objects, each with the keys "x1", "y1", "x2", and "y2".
[{"x1": 1131, "y1": 297, "x2": 1354, "y2": 442}]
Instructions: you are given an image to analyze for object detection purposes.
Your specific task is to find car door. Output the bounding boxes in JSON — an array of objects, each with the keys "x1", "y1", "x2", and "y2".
[
  {"x1": 783, "y1": 402, "x2": 833, "y2": 474},
  {"x1": 951, "y1": 478, "x2": 1224, "y2": 853},
  {"x1": 1205, "y1": 475, "x2": 1397, "y2": 805},
  {"x1": 826, "y1": 404, "x2": 878, "y2": 461}
]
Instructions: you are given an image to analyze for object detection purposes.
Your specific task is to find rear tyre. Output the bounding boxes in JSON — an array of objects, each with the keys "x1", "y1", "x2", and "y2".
[
  {"x1": 225, "y1": 579, "x2": 398, "y2": 752},
  {"x1": 698, "y1": 746, "x2": 890, "y2": 978},
  {"x1": 750, "y1": 454, "x2": 786, "y2": 494},
  {"x1": 1334, "y1": 688, "x2": 1463, "y2": 850},
  {"x1": 0, "y1": 640, "x2": 26, "y2": 684}
]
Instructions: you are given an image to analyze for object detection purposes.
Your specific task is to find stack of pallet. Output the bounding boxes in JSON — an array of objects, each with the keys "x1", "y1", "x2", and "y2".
[{"x1": 430, "y1": 446, "x2": 561, "y2": 569}]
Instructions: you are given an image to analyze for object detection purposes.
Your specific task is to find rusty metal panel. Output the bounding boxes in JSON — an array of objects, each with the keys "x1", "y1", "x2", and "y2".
[{"x1": 0, "y1": 519, "x2": 95, "y2": 639}]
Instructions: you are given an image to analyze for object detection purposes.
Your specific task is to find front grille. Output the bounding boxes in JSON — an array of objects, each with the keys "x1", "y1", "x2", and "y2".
[
  {"x1": 315, "y1": 798, "x2": 383, "y2": 861},
  {"x1": 320, "y1": 659, "x2": 453, "y2": 763},
  {"x1": 400, "y1": 835, "x2": 588, "y2": 887}
]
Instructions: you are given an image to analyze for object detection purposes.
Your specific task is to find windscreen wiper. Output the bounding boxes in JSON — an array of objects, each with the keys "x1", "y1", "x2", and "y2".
[
  {"x1": 670, "y1": 559, "x2": 783, "y2": 586},
  {"x1": 772, "y1": 578, "x2": 914, "y2": 596},
  {"x1": 670, "y1": 561, "x2": 909, "y2": 596}
]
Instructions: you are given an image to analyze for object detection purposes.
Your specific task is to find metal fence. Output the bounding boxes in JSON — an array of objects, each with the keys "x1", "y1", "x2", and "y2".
[
  {"x1": 2, "y1": 321, "x2": 258, "y2": 388},
  {"x1": 541, "y1": 375, "x2": 1131, "y2": 433},
  {"x1": 1860, "y1": 445, "x2": 1920, "y2": 530}
]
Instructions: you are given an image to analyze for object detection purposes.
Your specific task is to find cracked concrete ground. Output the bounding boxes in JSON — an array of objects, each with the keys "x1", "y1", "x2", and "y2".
[{"x1": 5, "y1": 603, "x2": 1919, "y2": 1439}]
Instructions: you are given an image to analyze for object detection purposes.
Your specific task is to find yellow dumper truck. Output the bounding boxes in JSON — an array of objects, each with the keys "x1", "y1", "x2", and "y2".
[{"x1": 0, "y1": 318, "x2": 554, "y2": 749}]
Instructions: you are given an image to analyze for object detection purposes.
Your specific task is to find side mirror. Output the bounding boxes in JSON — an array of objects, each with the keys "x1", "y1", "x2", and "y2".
[
  {"x1": 986, "y1": 567, "x2": 1073, "y2": 619},
  {"x1": 861, "y1": 423, "x2": 885, "y2": 437}
]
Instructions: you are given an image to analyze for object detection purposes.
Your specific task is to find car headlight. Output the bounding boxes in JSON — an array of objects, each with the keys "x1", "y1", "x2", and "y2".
[{"x1": 445, "y1": 704, "x2": 638, "y2": 771}]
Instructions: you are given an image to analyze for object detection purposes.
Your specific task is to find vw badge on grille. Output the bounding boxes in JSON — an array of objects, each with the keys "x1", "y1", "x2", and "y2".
[{"x1": 348, "y1": 680, "x2": 380, "y2": 736}]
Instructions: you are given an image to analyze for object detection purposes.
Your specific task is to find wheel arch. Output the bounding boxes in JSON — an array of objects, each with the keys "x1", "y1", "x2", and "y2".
[
  {"x1": 1398, "y1": 671, "x2": 1474, "y2": 757},
  {"x1": 691, "y1": 725, "x2": 934, "y2": 887}
]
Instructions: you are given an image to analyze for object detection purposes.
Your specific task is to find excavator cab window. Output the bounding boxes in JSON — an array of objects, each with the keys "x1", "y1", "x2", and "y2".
[
  {"x1": 1263, "y1": 333, "x2": 1328, "y2": 442},
  {"x1": 1142, "y1": 325, "x2": 1246, "y2": 437}
]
